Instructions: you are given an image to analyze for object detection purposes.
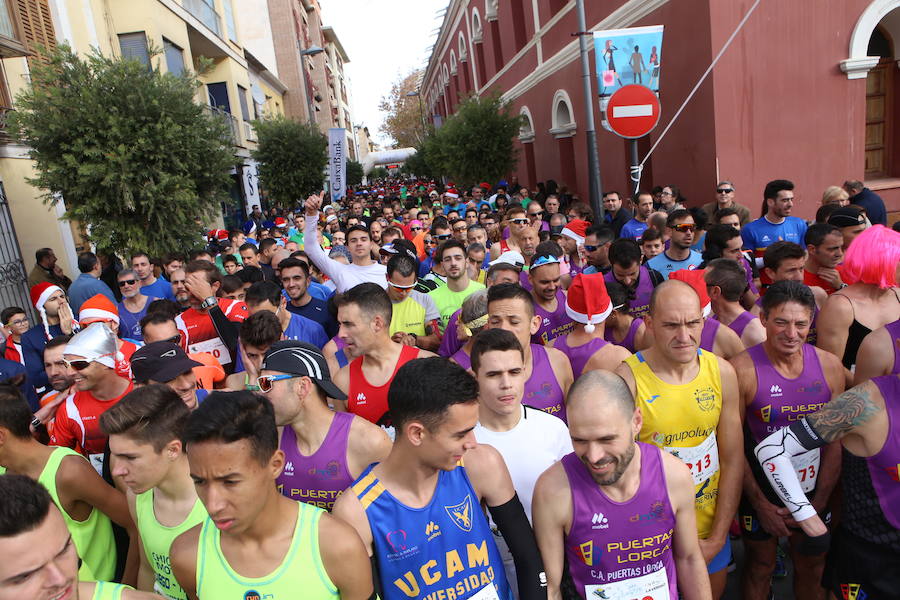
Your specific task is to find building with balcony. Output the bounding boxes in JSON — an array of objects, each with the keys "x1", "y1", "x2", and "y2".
[
  {"x1": 0, "y1": 0, "x2": 285, "y2": 298},
  {"x1": 422, "y1": 0, "x2": 900, "y2": 222}
]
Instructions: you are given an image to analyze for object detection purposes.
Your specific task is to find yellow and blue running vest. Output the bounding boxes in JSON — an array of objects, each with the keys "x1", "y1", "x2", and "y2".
[
  {"x1": 38, "y1": 447, "x2": 116, "y2": 581},
  {"x1": 352, "y1": 462, "x2": 513, "y2": 600},
  {"x1": 626, "y1": 349, "x2": 723, "y2": 538},
  {"x1": 195, "y1": 500, "x2": 337, "y2": 599},
  {"x1": 91, "y1": 581, "x2": 132, "y2": 600},
  {"x1": 135, "y1": 489, "x2": 207, "y2": 600}
]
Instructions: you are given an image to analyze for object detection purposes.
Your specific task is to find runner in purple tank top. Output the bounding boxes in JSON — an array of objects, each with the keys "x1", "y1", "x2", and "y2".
[
  {"x1": 551, "y1": 273, "x2": 630, "y2": 378},
  {"x1": 755, "y1": 373, "x2": 900, "y2": 599},
  {"x1": 528, "y1": 254, "x2": 574, "y2": 344},
  {"x1": 259, "y1": 340, "x2": 391, "y2": 510},
  {"x1": 533, "y1": 371, "x2": 712, "y2": 600},
  {"x1": 603, "y1": 280, "x2": 647, "y2": 353},
  {"x1": 604, "y1": 238, "x2": 662, "y2": 320},
  {"x1": 852, "y1": 317, "x2": 900, "y2": 384},
  {"x1": 705, "y1": 259, "x2": 767, "y2": 348},
  {"x1": 487, "y1": 283, "x2": 572, "y2": 421}
]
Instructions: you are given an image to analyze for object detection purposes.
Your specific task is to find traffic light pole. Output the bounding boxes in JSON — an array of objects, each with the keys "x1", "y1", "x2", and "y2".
[{"x1": 575, "y1": 0, "x2": 604, "y2": 222}]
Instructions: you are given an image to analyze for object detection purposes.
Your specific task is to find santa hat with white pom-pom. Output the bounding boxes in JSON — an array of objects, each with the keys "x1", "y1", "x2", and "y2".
[
  {"x1": 71, "y1": 295, "x2": 124, "y2": 364},
  {"x1": 565, "y1": 272, "x2": 613, "y2": 334}
]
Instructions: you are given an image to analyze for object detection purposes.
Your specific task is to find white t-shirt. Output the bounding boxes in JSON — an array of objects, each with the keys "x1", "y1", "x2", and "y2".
[
  {"x1": 304, "y1": 215, "x2": 387, "y2": 292},
  {"x1": 475, "y1": 404, "x2": 573, "y2": 523}
]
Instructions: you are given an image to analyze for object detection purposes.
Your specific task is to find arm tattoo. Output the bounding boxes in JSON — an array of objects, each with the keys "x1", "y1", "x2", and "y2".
[{"x1": 807, "y1": 386, "x2": 880, "y2": 442}]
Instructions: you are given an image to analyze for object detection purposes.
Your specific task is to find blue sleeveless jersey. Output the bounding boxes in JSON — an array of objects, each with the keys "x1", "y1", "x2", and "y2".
[{"x1": 352, "y1": 463, "x2": 513, "y2": 600}]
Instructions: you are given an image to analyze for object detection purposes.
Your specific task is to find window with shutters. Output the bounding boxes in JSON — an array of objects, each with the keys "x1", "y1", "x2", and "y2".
[
  {"x1": 237, "y1": 84, "x2": 250, "y2": 122},
  {"x1": 0, "y1": 0, "x2": 27, "y2": 57},
  {"x1": 118, "y1": 32, "x2": 150, "y2": 68},
  {"x1": 16, "y1": 0, "x2": 56, "y2": 67},
  {"x1": 163, "y1": 38, "x2": 184, "y2": 76}
]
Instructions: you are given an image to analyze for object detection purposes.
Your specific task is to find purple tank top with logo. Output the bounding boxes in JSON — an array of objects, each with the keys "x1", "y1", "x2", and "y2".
[
  {"x1": 555, "y1": 334, "x2": 608, "y2": 379},
  {"x1": 451, "y1": 347, "x2": 471, "y2": 370},
  {"x1": 886, "y1": 319, "x2": 900, "y2": 374},
  {"x1": 562, "y1": 444, "x2": 678, "y2": 600},
  {"x1": 532, "y1": 289, "x2": 575, "y2": 345},
  {"x1": 700, "y1": 318, "x2": 719, "y2": 352},
  {"x1": 866, "y1": 375, "x2": 900, "y2": 529},
  {"x1": 745, "y1": 343, "x2": 831, "y2": 443},
  {"x1": 276, "y1": 411, "x2": 354, "y2": 511},
  {"x1": 605, "y1": 266, "x2": 655, "y2": 320},
  {"x1": 605, "y1": 318, "x2": 643, "y2": 353},
  {"x1": 524, "y1": 344, "x2": 566, "y2": 421},
  {"x1": 727, "y1": 311, "x2": 757, "y2": 338}
]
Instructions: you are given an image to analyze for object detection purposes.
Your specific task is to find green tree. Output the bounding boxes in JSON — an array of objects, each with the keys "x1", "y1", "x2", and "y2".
[
  {"x1": 369, "y1": 166, "x2": 389, "y2": 180},
  {"x1": 347, "y1": 160, "x2": 364, "y2": 186},
  {"x1": 252, "y1": 116, "x2": 327, "y2": 208},
  {"x1": 10, "y1": 45, "x2": 235, "y2": 256},
  {"x1": 428, "y1": 94, "x2": 523, "y2": 184},
  {"x1": 379, "y1": 69, "x2": 424, "y2": 148}
]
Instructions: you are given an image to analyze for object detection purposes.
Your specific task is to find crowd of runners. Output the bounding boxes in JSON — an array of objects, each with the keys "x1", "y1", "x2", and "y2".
[{"x1": 0, "y1": 176, "x2": 898, "y2": 600}]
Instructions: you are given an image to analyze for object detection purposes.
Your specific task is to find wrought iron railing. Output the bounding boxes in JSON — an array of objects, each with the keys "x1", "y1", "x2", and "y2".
[{"x1": 204, "y1": 104, "x2": 239, "y2": 146}]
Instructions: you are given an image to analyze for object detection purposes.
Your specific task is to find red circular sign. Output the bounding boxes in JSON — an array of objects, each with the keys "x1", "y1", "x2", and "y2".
[{"x1": 606, "y1": 85, "x2": 661, "y2": 139}]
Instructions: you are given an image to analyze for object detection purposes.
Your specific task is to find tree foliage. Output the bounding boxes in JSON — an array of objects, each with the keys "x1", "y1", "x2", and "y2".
[
  {"x1": 346, "y1": 160, "x2": 364, "y2": 186},
  {"x1": 415, "y1": 94, "x2": 523, "y2": 184},
  {"x1": 379, "y1": 69, "x2": 424, "y2": 148},
  {"x1": 252, "y1": 116, "x2": 327, "y2": 208},
  {"x1": 10, "y1": 45, "x2": 235, "y2": 256},
  {"x1": 369, "y1": 166, "x2": 389, "y2": 180}
]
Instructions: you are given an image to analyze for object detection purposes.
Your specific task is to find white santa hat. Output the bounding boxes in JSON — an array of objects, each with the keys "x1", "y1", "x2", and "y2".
[
  {"x1": 64, "y1": 322, "x2": 120, "y2": 368},
  {"x1": 565, "y1": 273, "x2": 613, "y2": 334},
  {"x1": 444, "y1": 188, "x2": 459, "y2": 199}
]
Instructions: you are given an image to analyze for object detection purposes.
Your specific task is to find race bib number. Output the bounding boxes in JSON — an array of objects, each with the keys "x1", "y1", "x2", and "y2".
[
  {"x1": 188, "y1": 337, "x2": 232, "y2": 365},
  {"x1": 88, "y1": 453, "x2": 104, "y2": 476},
  {"x1": 469, "y1": 583, "x2": 501, "y2": 600},
  {"x1": 585, "y1": 567, "x2": 669, "y2": 600},
  {"x1": 791, "y1": 448, "x2": 820, "y2": 493},
  {"x1": 666, "y1": 432, "x2": 719, "y2": 486}
]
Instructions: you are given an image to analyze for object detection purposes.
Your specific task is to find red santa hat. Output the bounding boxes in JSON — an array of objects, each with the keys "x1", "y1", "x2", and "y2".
[
  {"x1": 445, "y1": 188, "x2": 459, "y2": 199},
  {"x1": 561, "y1": 219, "x2": 590, "y2": 245},
  {"x1": 274, "y1": 217, "x2": 287, "y2": 228},
  {"x1": 565, "y1": 273, "x2": 613, "y2": 333},
  {"x1": 669, "y1": 269, "x2": 712, "y2": 317},
  {"x1": 31, "y1": 282, "x2": 66, "y2": 339},
  {"x1": 78, "y1": 293, "x2": 120, "y2": 327}
]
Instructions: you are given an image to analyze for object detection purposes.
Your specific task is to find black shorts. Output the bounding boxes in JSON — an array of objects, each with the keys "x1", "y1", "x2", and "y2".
[
  {"x1": 823, "y1": 528, "x2": 900, "y2": 600},
  {"x1": 738, "y1": 494, "x2": 830, "y2": 542}
]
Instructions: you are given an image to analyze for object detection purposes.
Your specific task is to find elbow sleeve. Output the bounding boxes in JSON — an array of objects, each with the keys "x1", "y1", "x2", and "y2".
[
  {"x1": 753, "y1": 419, "x2": 826, "y2": 521},
  {"x1": 488, "y1": 494, "x2": 547, "y2": 600}
]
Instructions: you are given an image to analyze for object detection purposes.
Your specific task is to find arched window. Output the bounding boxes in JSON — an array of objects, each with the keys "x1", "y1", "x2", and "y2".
[
  {"x1": 519, "y1": 106, "x2": 535, "y2": 142},
  {"x1": 484, "y1": 0, "x2": 498, "y2": 22},
  {"x1": 550, "y1": 90, "x2": 576, "y2": 137},
  {"x1": 450, "y1": 50, "x2": 458, "y2": 75},
  {"x1": 458, "y1": 32, "x2": 468, "y2": 60},
  {"x1": 471, "y1": 9, "x2": 483, "y2": 43}
]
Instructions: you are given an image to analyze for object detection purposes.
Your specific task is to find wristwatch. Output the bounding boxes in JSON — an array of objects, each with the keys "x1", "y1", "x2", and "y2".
[{"x1": 200, "y1": 296, "x2": 218, "y2": 310}]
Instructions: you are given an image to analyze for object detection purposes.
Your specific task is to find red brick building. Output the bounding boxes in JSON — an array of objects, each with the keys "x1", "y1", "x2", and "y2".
[{"x1": 421, "y1": 0, "x2": 900, "y2": 221}]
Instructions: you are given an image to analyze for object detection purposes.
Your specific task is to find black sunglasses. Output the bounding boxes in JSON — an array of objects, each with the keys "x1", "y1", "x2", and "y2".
[
  {"x1": 716, "y1": 188, "x2": 734, "y2": 194},
  {"x1": 435, "y1": 234, "x2": 452, "y2": 241},
  {"x1": 118, "y1": 279, "x2": 137, "y2": 287}
]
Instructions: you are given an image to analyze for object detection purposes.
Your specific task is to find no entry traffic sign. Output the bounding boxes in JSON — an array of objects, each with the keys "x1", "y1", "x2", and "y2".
[{"x1": 605, "y1": 84, "x2": 661, "y2": 139}]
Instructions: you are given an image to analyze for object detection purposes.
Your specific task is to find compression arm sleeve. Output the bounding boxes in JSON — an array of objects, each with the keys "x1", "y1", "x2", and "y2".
[
  {"x1": 488, "y1": 494, "x2": 547, "y2": 600},
  {"x1": 207, "y1": 305, "x2": 239, "y2": 368},
  {"x1": 753, "y1": 418, "x2": 828, "y2": 522}
]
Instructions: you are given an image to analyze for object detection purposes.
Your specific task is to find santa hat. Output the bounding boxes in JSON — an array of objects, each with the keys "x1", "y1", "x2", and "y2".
[
  {"x1": 561, "y1": 219, "x2": 590, "y2": 245},
  {"x1": 274, "y1": 217, "x2": 287, "y2": 228},
  {"x1": 669, "y1": 269, "x2": 712, "y2": 317},
  {"x1": 565, "y1": 273, "x2": 613, "y2": 333},
  {"x1": 64, "y1": 322, "x2": 119, "y2": 369},
  {"x1": 445, "y1": 188, "x2": 459, "y2": 199},
  {"x1": 78, "y1": 294, "x2": 120, "y2": 327},
  {"x1": 215, "y1": 229, "x2": 229, "y2": 243},
  {"x1": 31, "y1": 282, "x2": 66, "y2": 339},
  {"x1": 242, "y1": 221, "x2": 257, "y2": 235}
]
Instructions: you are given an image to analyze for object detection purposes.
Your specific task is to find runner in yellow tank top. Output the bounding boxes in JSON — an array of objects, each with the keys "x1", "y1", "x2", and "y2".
[
  {"x1": 100, "y1": 385, "x2": 209, "y2": 600},
  {"x1": 0, "y1": 474, "x2": 159, "y2": 600},
  {"x1": 168, "y1": 390, "x2": 374, "y2": 600},
  {"x1": 0, "y1": 386, "x2": 129, "y2": 583},
  {"x1": 617, "y1": 280, "x2": 743, "y2": 600}
]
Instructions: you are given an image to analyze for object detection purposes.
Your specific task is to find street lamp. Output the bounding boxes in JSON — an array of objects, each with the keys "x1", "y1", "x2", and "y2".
[
  {"x1": 299, "y1": 44, "x2": 324, "y2": 126},
  {"x1": 405, "y1": 90, "x2": 425, "y2": 142}
]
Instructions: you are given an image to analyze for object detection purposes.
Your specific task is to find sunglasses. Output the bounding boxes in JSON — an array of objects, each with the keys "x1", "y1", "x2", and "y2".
[
  {"x1": 162, "y1": 334, "x2": 182, "y2": 345},
  {"x1": 388, "y1": 280, "x2": 417, "y2": 290},
  {"x1": 716, "y1": 188, "x2": 734, "y2": 194},
  {"x1": 257, "y1": 374, "x2": 302, "y2": 393},
  {"x1": 410, "y1": 226, "x2": 422, "y2": 231},
  {"x1": 425, "y1": 239, "x2": 437, "y2": 246},
  {"x1": 583, "y1": 245, "x2": 599, "y2": 252},
  {"x1": 118, "y1": 279, "x2": 138, "y2": 287},
  {"x1": 63, "y1": 352, "x2": 113, "y2": 371},
  {"x1": 528, "y1": 211, "x2": 543, "y2": 217},
  {"x1": 434, "y1": 234, "x2": 452, "y2": 241},
  {"x1": 511, "y1": 218, "x2": 529, "y2": 225},
  {"x1": 671, "y1": 223, "x2": 696, "y2": 233}
]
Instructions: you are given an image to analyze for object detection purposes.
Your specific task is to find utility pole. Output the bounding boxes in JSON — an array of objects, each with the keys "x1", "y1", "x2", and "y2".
[{"x1": 574, "y1": 0, "x2": 604, "y2": 222}]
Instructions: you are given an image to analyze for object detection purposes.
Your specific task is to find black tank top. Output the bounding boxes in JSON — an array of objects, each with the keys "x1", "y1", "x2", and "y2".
[
  {"x1": 839, "y1": 289, "x2": 900, "y2": 369},
  {"x1": 840, "y1": 448, "x2": 900, "y2": 552}
]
